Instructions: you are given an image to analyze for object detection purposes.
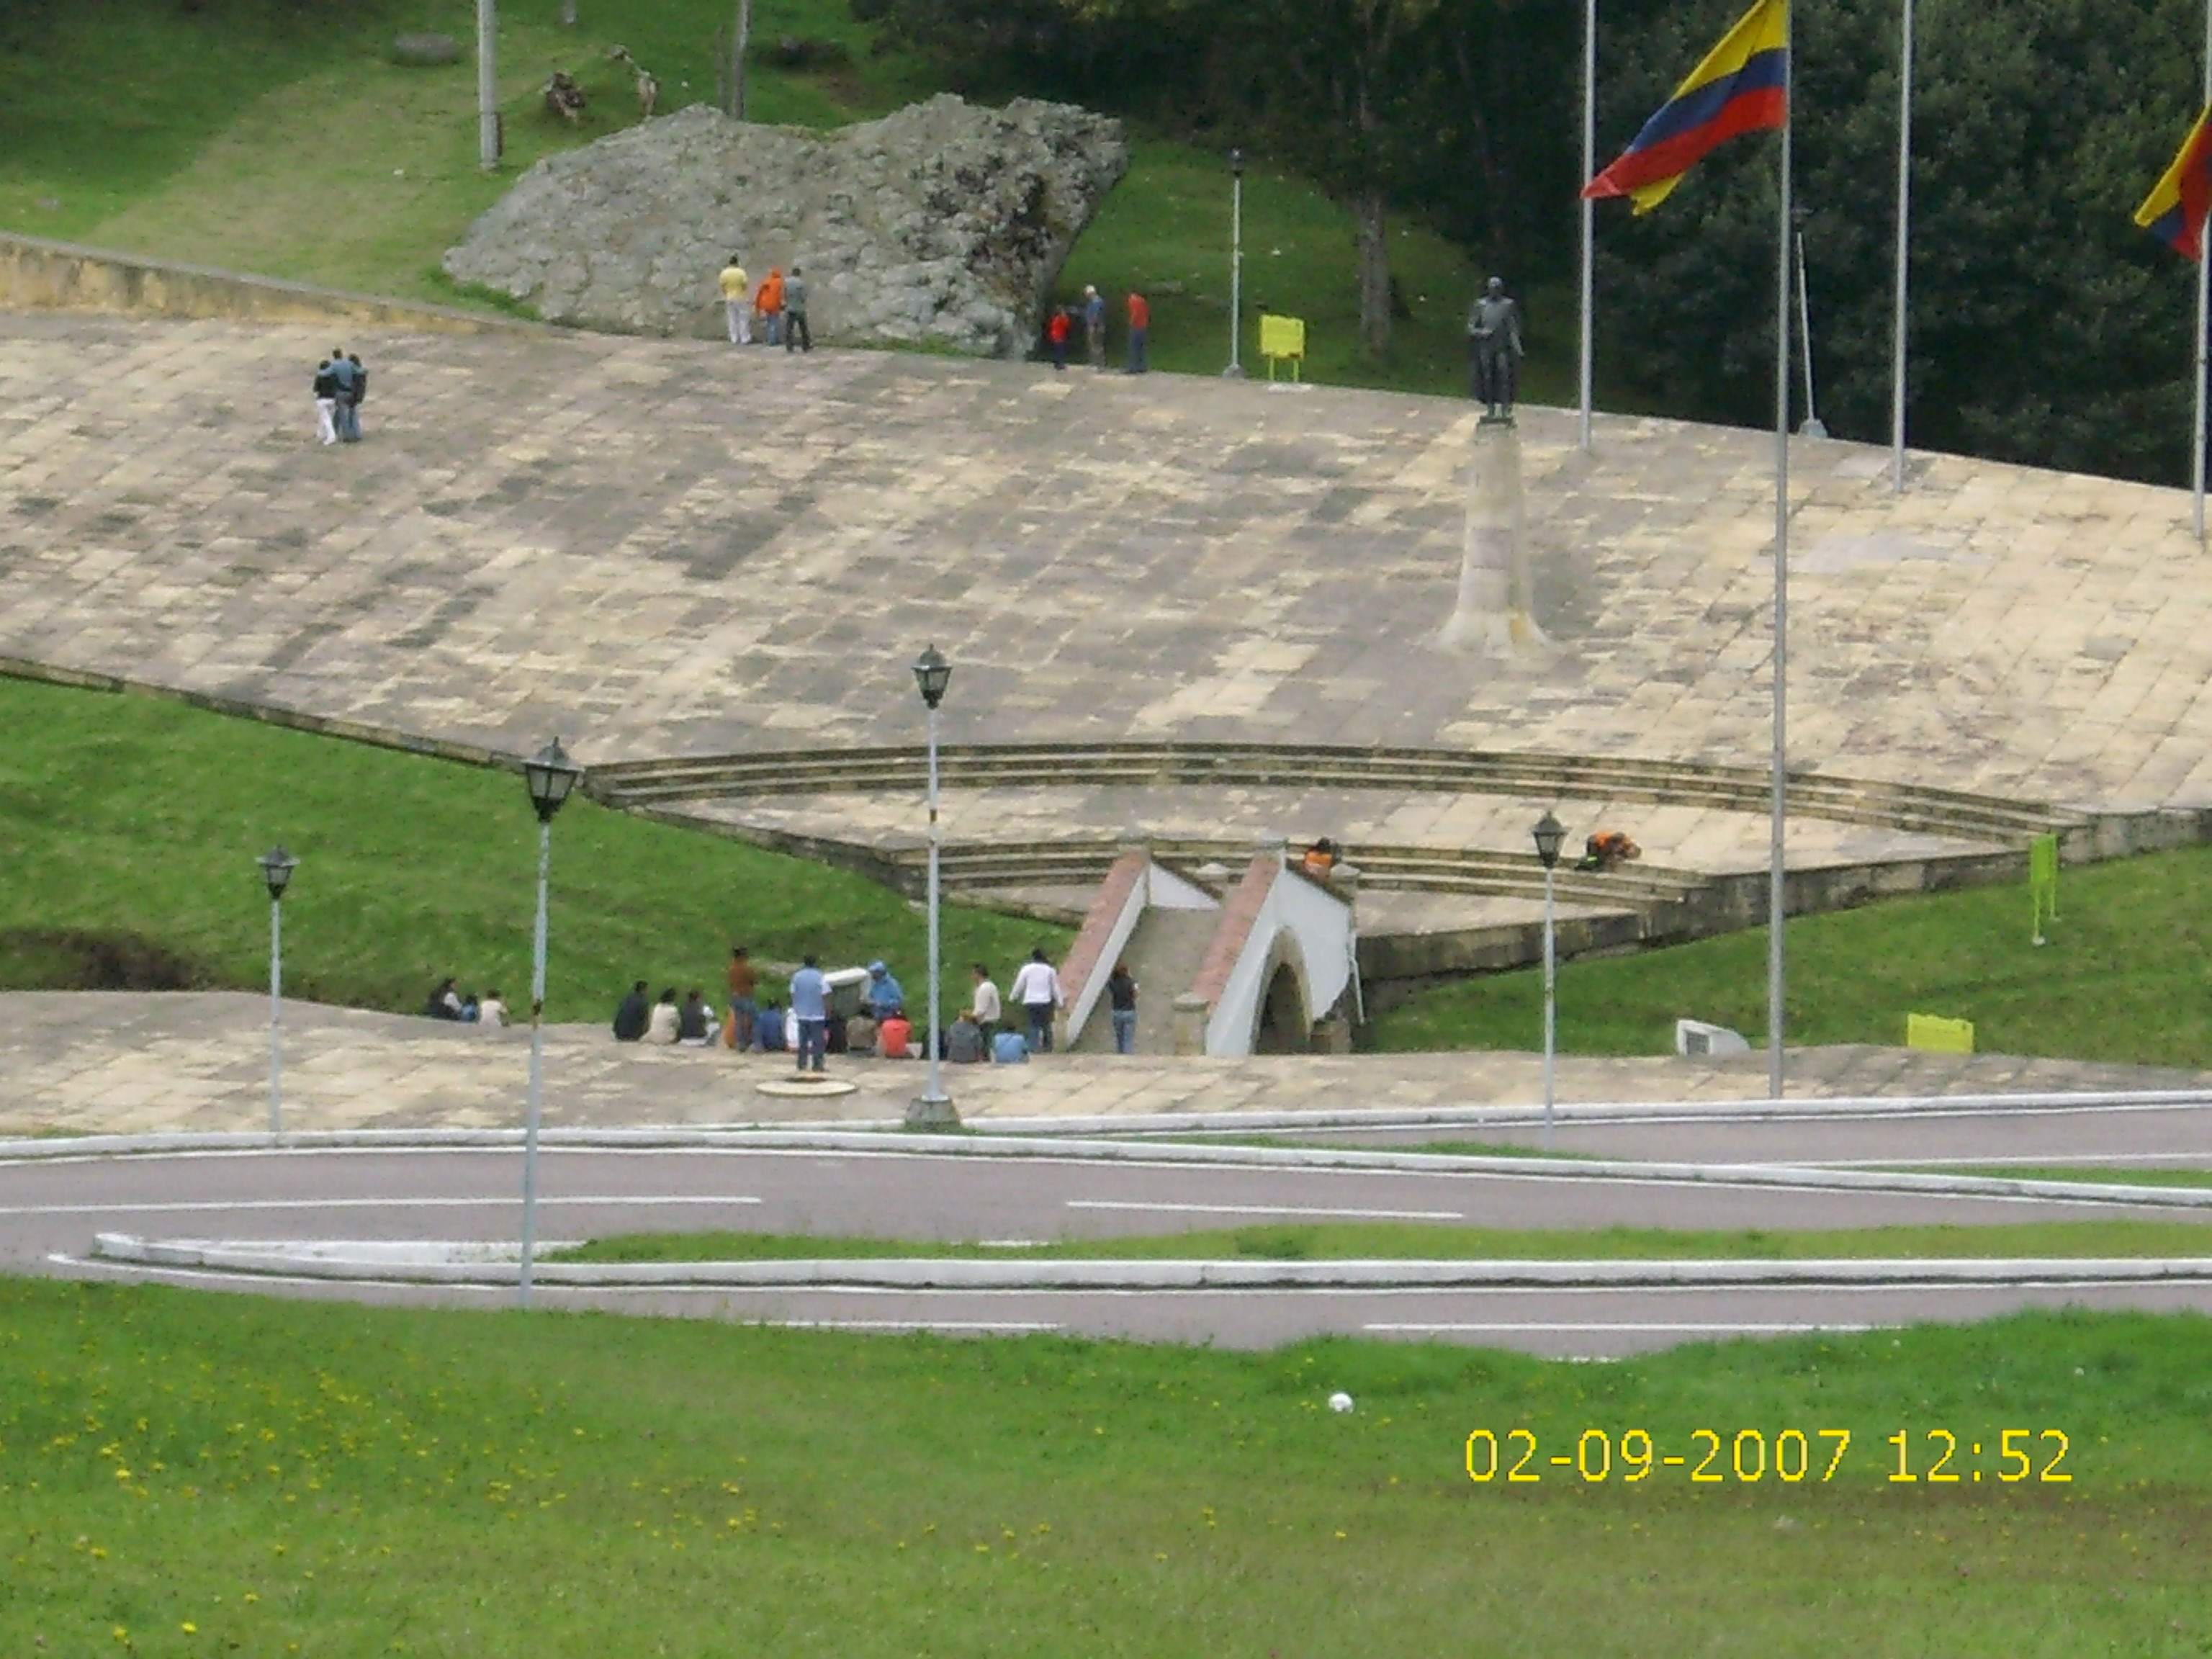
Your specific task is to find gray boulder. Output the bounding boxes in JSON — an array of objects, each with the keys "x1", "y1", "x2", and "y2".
[{"x1": 441, "y1": 94, "x2": 1128, "y2": 356}]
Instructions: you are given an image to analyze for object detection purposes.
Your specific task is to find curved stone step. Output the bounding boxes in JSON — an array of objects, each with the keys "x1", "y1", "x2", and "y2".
[{"x1": 588, "y1": 741, "x2": 2069, "y2": 844}]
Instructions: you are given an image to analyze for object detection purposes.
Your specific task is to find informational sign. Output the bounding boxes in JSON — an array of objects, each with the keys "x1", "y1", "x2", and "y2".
[
  {"x1": 1905, "y1": 1012, "x2": 1975, "y2": 1055},
  {"x1": 1259, "y1": 314, "x2": 1306, "y2": 383}
]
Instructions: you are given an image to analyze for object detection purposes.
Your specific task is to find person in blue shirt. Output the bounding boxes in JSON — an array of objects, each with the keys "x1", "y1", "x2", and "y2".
[
  {"x1": 864, "y1": 960, "x2": 905, "y2": 1020},
  {"x1": 788, "y1": 955, "x2": 830, "y2": 1074}
]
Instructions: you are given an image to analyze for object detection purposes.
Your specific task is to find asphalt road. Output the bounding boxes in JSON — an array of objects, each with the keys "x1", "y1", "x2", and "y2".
[{"x1": 9, "y1": 1139, "x2": 2212, "y2": 1356}]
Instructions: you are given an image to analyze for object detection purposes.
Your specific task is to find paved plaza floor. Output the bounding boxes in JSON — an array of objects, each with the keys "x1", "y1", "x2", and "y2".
[
  {"x1": 2, "y1": 313, "x2": 2208, "y2": 820},
  {"x1": 1, "y1": 994, "x2": 2201, "y2": 1138}
]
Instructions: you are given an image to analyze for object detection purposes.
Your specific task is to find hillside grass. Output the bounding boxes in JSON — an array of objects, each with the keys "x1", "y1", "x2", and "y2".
[
  {"x1": 1372, "y1": 845, "x2": 2212, "y2": 1071},
  {"x1": 556, "y1": 1218, "x2": 2212, "y2": 1264},
  {"x1": 0, "y1": 0, "x2": 1563, "y2": 398},
  {"x1": 2, "y1": 1279, "x2": 2209, "y2": 1657},
  {"x1": 0, "y1": 675, "x2": 1062, "y2": 1019}
]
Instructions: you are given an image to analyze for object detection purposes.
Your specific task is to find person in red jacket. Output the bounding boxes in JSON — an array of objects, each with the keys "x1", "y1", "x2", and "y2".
[
  {"x1": 1046, "y1": 306, "x2": 1071, "y2": 372},
  {"x1": 1126, "y1": 291, "x2": 1150, "y2": 374}
]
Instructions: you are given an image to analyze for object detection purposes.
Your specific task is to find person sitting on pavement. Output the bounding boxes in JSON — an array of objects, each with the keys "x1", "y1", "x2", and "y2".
[
  {"x1": 478, "y1": 989, "x2": 508, "y2": 1030},
  {"x1": 1301, "y1": 837, "x2": 1339, "y2": 878},
  {"x1": 877, "y1": 1011, "x2": 913, "y2": 1059},
  {"x1": 991, "y1": 1027, "x2": 1031, "y2": 1064},
  {"x1": 755, "y1": 997, "x2": 787, "y2": 1051},
  {"x1": 845, "y1": 1010, "x2": 878, "y2": 1057},
  {"x1": 864, "y1": 961, "x2": 905, "y2": 1020},
  {"x1": 424, "y1": 977, "x2": 464, "y2": 1020},
  {"x1": 677, "y1": 988, "x2": 714, "y2": 1046},
  {"x1": 647, "y1": 986, "x2": 682, "y2": 1045},
  {"x1": 613, "y1": 979, "x2": 650, "y2": 1041},
  {"x1": 947, "y1": 1011, "x2": 984, "y2": 1064},
  {"x1": 971, "y1": 963, "x2": 1002, "y2": 1040},
  {"x1": 458, "y1": 989, "x2": 480, "y2": 1023}
]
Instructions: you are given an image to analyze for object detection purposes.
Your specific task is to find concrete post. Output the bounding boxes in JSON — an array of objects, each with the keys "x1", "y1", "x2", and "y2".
[
  {"x1": 1172, "y1": 993, "x2": 1208, "y2": 1056},
  {"x1": 1439, "y1": 419, "x2": 1547, "y2": 655}
]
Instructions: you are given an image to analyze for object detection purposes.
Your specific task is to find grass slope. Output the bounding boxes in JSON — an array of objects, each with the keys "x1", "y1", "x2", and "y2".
[
  {"x1": 0, "y1": 0, "x2": 1555, "y2": 398},
  {"x1": 558, "y1": 1218, "x2": 2212, "y2": 1264},
  {"x1": 0, "y1": 676, "x2": 1061, "y2": 1017},
  {"x1": 1, "y1": 1280, "x2": 2208, "y2": 1657},
  {"x1": 1372, "y1": 845, "x2": 2212, "y2": 1071}
]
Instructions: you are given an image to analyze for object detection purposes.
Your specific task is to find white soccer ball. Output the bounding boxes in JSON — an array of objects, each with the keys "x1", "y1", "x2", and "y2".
[{"x1": 1328, "y1": 1392, "x2": 1354, "y2": 1414}]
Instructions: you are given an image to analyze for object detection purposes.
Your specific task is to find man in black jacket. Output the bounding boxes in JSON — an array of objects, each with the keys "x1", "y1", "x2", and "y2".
[
  {"x1": 612, "y1": 979, "x2": 650, "y2": 1041},
  {"x1": 312, "y1": 359, "x2": 338, "y2": 446}
]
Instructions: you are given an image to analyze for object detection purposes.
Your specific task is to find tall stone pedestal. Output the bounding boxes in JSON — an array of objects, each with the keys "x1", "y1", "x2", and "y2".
[{"x1": 1438, "y1": 418, "x2": 1547, "y2": 654}]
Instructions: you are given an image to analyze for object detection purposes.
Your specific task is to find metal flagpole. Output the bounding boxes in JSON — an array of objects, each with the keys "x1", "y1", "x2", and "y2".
[
  {"x1": 1890, "y1": 0, "x2": 1915, "y2": 493},
  {"x1": 1578, "y1": 0, "x2": 1598, "y2": 452},
  {"x1": 1768, "y1": 9, "x2": 1794, "y2": 1099},
  {"x1": 2195, "y1": 0, "x2": 2211, "y2": 540}
]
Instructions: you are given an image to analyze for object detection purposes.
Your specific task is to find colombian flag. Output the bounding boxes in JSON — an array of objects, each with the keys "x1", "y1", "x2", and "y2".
[
  {"x1": 2135, "y1": 106, "x2": 2212, "y2": 261},
  {"x1": 1584, "y1": 0, "x2": 1789, "y2": 214}
]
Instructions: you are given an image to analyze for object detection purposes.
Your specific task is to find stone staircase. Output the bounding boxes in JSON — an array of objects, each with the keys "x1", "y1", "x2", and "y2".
[
  {"x1": 1068, "y1": 907, "x2": 1222, "y2": 1056},
  {"x1": 588, "y1": 741, "x2": 2075, "y2": 843}
]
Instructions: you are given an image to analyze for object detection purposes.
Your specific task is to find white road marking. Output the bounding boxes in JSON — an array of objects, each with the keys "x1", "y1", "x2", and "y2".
[
  {"x1": 1365, "y1": 1321, "x2": 1880, "y2": 1336},
  {"x1": 1066, "y1": 1200, "x2": 1464, "y2": 1221},
  {"x1": 0, "y1": 1195, "x2": 760, "y2": 1217}
]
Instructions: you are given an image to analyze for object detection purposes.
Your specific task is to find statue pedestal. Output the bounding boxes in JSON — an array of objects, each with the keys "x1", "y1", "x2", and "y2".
[{"x1": 1438, "y1": 418, "x2": 1547, "y2": 655}]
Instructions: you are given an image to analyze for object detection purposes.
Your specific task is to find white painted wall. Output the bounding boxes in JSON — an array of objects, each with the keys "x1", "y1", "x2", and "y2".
[
  {"x1": 1065, "y1": 869, "x2": 1155, "y2": 1047},
  {"x1": 1204, "y1": 870, "x2": 1355, "y2": 1057}
]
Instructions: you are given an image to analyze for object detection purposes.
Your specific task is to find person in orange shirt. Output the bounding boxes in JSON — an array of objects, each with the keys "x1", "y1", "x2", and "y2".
[
  {"x1": 755, "y1": 267, "x2": 785, "y2": 347},
  {"x1": 1125, "y1": 290, "x2": 1150, "y2": 374}
]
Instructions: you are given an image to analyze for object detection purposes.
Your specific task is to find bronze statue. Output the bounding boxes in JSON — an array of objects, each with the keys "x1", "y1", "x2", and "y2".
[{"x1": 1466, "y1": 276, "x2": 1524, "y2": 422}]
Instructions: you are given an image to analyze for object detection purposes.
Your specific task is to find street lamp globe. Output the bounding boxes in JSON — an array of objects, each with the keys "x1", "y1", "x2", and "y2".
[
  {"x1": 912, "y1": 644, "x2": 952, "y2": 710},
  {"x1": 258, "y1": 845, "x2": 299, "y2": 902},
  {"x1": 1532, "y1": 810, "x2": 1566, "y2": 870},
  {"x1": 1231, "y1": 146, "x2": 1245, "y2": 178},
  {"x1": 523, "y1": 737, "x2": 583, "y2": 824}
]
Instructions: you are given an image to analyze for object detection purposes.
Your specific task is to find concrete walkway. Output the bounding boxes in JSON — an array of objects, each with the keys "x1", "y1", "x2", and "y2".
[{"x1": 3, "y1": 992, "x2": 2203, "y2": 1138}]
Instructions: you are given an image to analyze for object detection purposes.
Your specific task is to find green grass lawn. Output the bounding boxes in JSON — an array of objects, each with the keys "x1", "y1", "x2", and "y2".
[
  {"x1": 557, "y1": 1218, "x2": 2212, "y2": 1264},
  {"x1": 1372, "y1": 845, "x2": 2212, "y2": 1070},
  {"x1": 0, "y1": 0, "x2": 1560, "y2": 400},
  {"x1": 1, "y1": 1278, "x2": 2208, "y2": 1656},
  {"x1": 0, "y1": 675, "x2": 1061, "y2": 1018}
]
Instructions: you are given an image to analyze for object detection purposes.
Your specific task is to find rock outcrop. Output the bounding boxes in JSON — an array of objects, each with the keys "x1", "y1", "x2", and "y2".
[{"x1": 441, "y1": 95, "x2": 1127, "y2": 356}]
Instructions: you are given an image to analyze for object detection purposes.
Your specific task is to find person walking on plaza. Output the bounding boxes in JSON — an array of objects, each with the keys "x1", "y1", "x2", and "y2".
[
  {"x1": 1046, "y1": 306, "x2": 1071, "y2": 372},
  {"x1": 326, "y1": 349, "x2": 358, "y2": 443},
  {"x1": 971, "y1": 962, "x2": 1002, "y2": 1043},
  {"x1": 1106, "y1": 961, "x2": 1139, "y2": 1055},
  {"x1": 718, "y1": 253, "x2": 751, "y2": 345},
  {"x1": 726, "y1": 945, "x2": 758, "y2": 1050},
  {"x1": 312, "y1": 357, "x2": 339, "y2": 446},
  {"x1": 1083, "y1": 284, "x2": 1107, "y2": 368},
  {"x1": 1010, "y1": 947, "x2": 1065, "y2": 1053},
  {"x1": 1125, "y1": 291, "x2": 1150, "y2": 374},
  {"x1": 341, "y1": 351, "x2": 367, "y2": 442},
  {"x1": 783, "y1": 265, "x2": 812, "y2": 353},
  {"x1": 788, "y1": 953, "x2": 829, "y2": 1074},
  {"x1": 756, "y1": 267, "x2": 785, "y2": 347}
]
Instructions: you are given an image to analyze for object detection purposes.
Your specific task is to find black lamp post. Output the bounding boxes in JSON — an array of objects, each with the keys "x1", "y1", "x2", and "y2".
[
  {"x1": 1225, "y1": 148, "x2": 1246, "y2": 379},
  {"x1": 257, "y1": 846, "x2": 298, "y2": 1136},
  {"x1": 907, "y1": 647, "x2": 957, "y2": 1128},
  {"x1": 1532, "y1": 811, "x2": 1565, "y2": 1143},
  {"x1": 518, "y1": 736, "x2": 583, "y2": 1306}
]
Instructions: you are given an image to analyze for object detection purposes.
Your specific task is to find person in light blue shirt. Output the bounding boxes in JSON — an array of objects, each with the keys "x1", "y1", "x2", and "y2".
[
  {"x1": 864, "y1": 960, "x2": 905, "y2": 1020},
  {"x1": 788, "y1": 954, "x2": 829, "y2": 1073}
]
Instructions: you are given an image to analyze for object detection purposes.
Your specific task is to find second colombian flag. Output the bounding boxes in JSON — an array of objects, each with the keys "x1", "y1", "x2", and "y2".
[{"x1": 1584, "y1": 0, "x2": 1789, "y2": 215}]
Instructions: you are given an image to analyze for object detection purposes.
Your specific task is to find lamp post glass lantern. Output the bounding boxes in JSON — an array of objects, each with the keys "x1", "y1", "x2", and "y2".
[
  {"x1": 517, "y1": 736, "x2": 583, "y2": 1308},
  {"x1": 1532, "y1": 811, "x2": 1564, "y2": 1146},
  {"x1": 258, "y1": 846, "x2": 297, "y2": 1136},
  {"x1": 908, "y1": 647, "x2": 958, "y2": 1128}
]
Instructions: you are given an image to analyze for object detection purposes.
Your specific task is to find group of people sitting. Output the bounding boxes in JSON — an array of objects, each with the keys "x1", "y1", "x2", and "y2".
[{"x1": 423, "y1": 978, "x2": 508, "y2": 1028}]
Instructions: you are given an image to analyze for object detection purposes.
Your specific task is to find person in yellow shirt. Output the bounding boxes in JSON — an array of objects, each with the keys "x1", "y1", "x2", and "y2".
[{"x1": 717, "y1": 253, "x2": 750, "y2": 345}]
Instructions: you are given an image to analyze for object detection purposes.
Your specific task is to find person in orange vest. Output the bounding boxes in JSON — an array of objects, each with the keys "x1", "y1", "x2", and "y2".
[
  {"x1": 1125, "y1": 290, "x2": 1150, "y2": 374},
  {"x1": 1046, "y1": 306, "x2": 1071, "y2": 372},
  {"x1": 755, "y1": 267, "x2": 785, "y2": 348},
  {"x1": 1578, "y1": 830, "x2": 1642, "y2": 871}
]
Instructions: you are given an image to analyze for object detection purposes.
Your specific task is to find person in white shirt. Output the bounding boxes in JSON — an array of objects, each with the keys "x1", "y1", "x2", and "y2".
[
  {"x1": 1007, "y1": 948, "x2": 1064, "y2": 1053},
  {"x1": 646, "y1": 987, "x2": 681, "y2": 1045},
  {"x1": 970, "y1": 962, "x2": 1002, "y2": 1038},
  {"x1": 477, "y1": 989, "x2": 508, "y2": 1030}
]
